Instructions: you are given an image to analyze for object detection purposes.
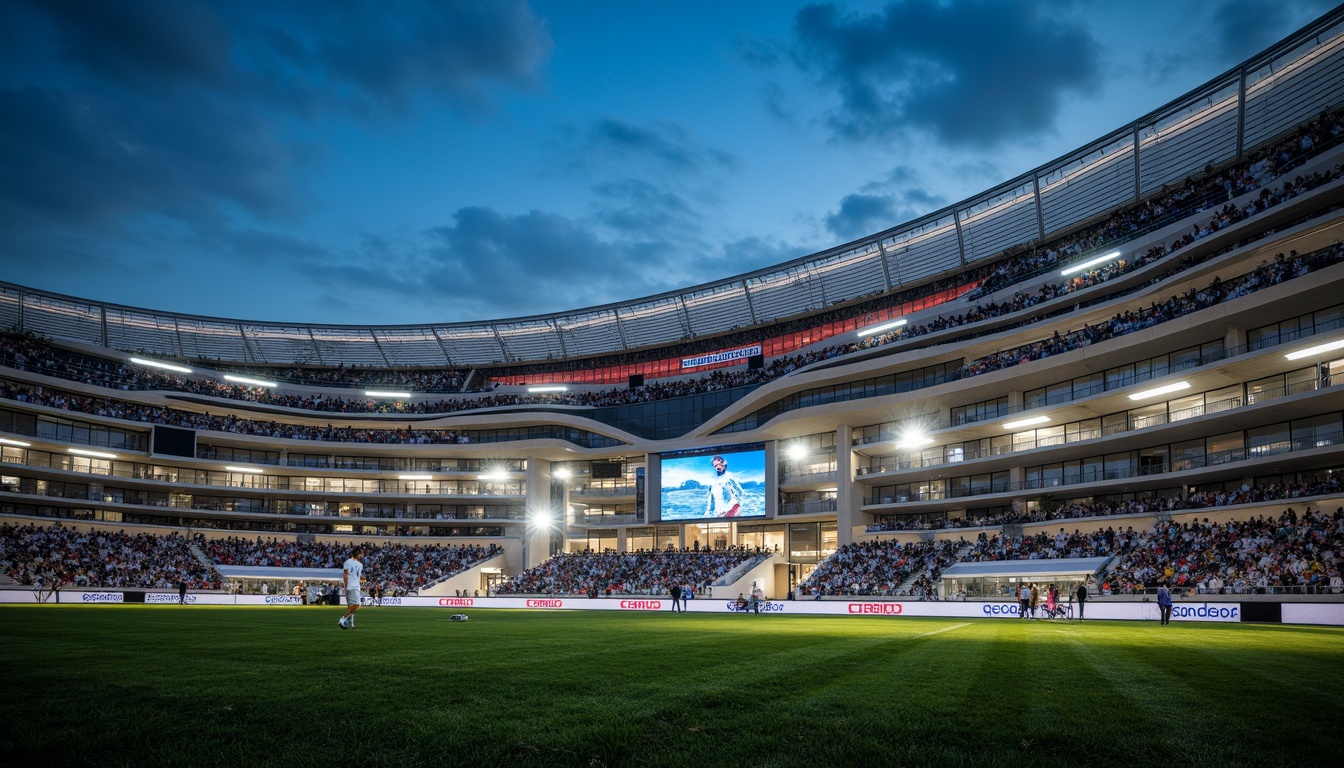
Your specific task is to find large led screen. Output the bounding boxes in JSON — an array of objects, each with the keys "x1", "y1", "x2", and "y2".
[{"x1": 659, "y1": 447, "x2": 767, "y2": 520}]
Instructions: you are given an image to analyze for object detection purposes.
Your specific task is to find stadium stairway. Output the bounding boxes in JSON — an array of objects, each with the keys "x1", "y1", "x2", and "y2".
[
  {"x1": 412, "y1": 553, "x2": 506, "y2": 596},
  {"x1": 894, "y1": 543, "x2": 974, "y2": 595},
  {"x1": 187, "y1": 544, "x2": 221, "y2": 578}
]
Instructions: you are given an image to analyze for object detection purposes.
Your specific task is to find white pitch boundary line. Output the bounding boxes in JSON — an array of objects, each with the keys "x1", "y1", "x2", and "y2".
[{"x1": 912, "y1": 622, "x2": 970, "y2": 639}]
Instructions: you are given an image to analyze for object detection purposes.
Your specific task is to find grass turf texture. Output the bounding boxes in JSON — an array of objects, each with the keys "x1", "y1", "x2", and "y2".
[{"x1": 2, "y1": 607, "x2": 1341, "y2": 767}]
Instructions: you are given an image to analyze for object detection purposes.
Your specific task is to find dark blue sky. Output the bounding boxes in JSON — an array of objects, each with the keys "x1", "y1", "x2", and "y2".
[{"x1": 1, "y1": 0, "x2": 1334, "y2": 325}]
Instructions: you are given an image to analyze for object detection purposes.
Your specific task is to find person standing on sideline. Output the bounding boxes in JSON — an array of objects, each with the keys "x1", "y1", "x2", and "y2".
[
  {"x1": 338, "y1": 547, "x2": 365, "y2": 630},
  {"x1": 1076, "y1": 581, "x2": 1088, "y2": 620},
  {"x1": 1029, "y1": 583, "x2": 1040, "y2": 618},
  {"x1": 681, "y1": 583, "x2": 690, "y2": 612},
  {"x1": 1046, "y1": 583, "x2": 1058, "y2": 616},
  {"x1": 1157, "y1": 582, "x2": 1173, "y2": 625},
  {"x1": 1019, "y1": 583, "x2": 1031, "y2": 619},
  {"x1": 178, "y1": 578, "x2": 188, "y2": 605},
  {"x1": 669, "y1": 582, "x2": 682, "y2": 612}
]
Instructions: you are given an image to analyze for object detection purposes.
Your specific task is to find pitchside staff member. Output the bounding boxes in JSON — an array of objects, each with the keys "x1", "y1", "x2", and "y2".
[
  {"x1": 338, "y1": 547, "x2": 365, "y2": 630},
  {"x1": 1076, "y1": 580, "x2": 1088, "y2": 620}
]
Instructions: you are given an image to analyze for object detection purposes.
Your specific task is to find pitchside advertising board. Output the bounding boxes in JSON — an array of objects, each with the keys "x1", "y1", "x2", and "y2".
[{"x1": 3, "y1": 591, "x2": 1341, "y2": 624}]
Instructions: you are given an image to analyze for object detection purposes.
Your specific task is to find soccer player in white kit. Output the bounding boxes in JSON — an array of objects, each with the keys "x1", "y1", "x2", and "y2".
[{"x1": 338, "y1": 547, "x2": 365, "y2": 630}]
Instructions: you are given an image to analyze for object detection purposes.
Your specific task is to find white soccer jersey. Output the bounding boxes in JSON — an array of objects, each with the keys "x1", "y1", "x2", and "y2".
[{"x1": 343, "y1": 558, "x2": 363, "y2": 592}]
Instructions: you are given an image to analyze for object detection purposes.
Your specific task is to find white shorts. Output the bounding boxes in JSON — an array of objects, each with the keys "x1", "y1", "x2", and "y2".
[{"x1": 346, "y1": 589, "x2": 362, "y2": 606}]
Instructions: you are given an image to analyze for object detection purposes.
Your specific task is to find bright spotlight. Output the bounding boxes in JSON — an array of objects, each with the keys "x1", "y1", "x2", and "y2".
[
  {"x1": 786, "y1": 443, "x2": 809, "y2": 461},
  {"x1": 895, "y1": 431, "x2": 934, "y2": 451}
]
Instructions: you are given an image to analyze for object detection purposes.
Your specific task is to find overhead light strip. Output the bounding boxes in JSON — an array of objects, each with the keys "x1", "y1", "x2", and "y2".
[
  {"x1": 129, "y1": 357, "x2": 193, "y2": 374},
  {"x1": 856, "y1": 319, "x2": 908, "y2": 338},
  {"x1": 224, "y1": 375, "x2": 279, "y2": 388},
  {"x1": 1060, "y1": 251, "x2": 1121, "y2": 276}
]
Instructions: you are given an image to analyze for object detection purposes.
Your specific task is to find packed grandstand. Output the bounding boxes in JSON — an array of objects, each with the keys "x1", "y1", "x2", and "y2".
[{"x1": 4, "y1": 10, "x2": 1344, "y2": 619}]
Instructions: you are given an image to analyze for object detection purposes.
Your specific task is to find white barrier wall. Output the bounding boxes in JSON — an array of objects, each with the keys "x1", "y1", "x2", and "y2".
[{"x1": 3, "y1": 591, "x2": 1341, "y2": 625}]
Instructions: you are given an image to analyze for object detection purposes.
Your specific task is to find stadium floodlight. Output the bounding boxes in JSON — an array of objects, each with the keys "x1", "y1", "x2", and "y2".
[
  {"x1": 0, "y1": 437, "x2": 32, "y2": 447},
  {"x1": 399, "y1": 474, "x2": 434, "y2": 480},
  {"x1": 1128, "y1": 381, "x2": 1191, "y2": 400},
  {"x1": 68, "y1": 448, "x2": 117, "y2": 459},
  {"x1": 225, "y1": 466, "x2": 264, "y2": 474},
  {"x1": 1060, "y1": 251, "x2": 1121, "y2": 276},
  {"x1": 528, "y1": 385, "x2": 568, "y2": 393},
  {"x1": 224, "y1": 374, "x2": 279, "y2": 388},
  {"x1": 1003, "y1": 415, "x2": 1051, "y2": 430},
  {"x1": 129, "y1": 357, "x2": 193, "y2": 374},
  {"x1": 365, "y1": 390, "x2": 412, "y2": 398},
  {"x1": 1284, "y1": 337, "x2": 1344, "y2": 361},
  {"x1": 528, "y1": 510, "x2": 556, "y2": 530},
  {"x1": 895, "y1": 431, "x2": 934, "y2": 451},
  {"x1": 478, "y1": 472, "x2": 510, "y2": 482},
  {"x1": 553, "y1": 468, "x2": 574, "y2": 480},
  {"x1": 786, "y1": 443, "x2": 810, "y2": 461},
  {"x1": 856, "y1": 318, "x2": 908, "y2": 338}
]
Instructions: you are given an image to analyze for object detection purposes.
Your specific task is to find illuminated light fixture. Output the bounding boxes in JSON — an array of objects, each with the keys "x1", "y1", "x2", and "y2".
[
  {"x1": 478, "y1": 472, "x2": 510, "y2": 481},
  {"x1": 1128, "y1": 381, "x2": 1191, "y2": 401},
  {"x1": 786, "y1": 443, "x2": 810, "y2": 461},
  {"x1": 553, "y1": 468, "x2": 573, "y2": 480},
  {"x1": 224, "y1": 375, "x2": 279, "y2": 388},
  {"x1": 0, "y1": 437, "x2": 33, "y2": 447},
  {"x1": 856, "y1": 318, "x2": 908, "y2": 338},
  {"x1": 68, "y1": 448, "x2": 117, "y2": 459},
  {"x1": 1003, "y1": 415, "x2": 1051, "y2": 430},
  {"x1": 399, "y1": 474, "x2": 434, "y2": 481},
  {"x1": 1284, "y1": 338, "x2": 1344, "y2": 361},
  {"x1": 129, "y1": 357, "x2": 192, "y2": 374},
  {"x1": 225, "y1": 465, "x2": 265, "y2": 474},
  {"x1": 895, "y1": 432, "x2": 934, "y2": 451},
  {"x1": 365, "y1": 390, "x2": 412, "y2": 398},
  {"x1": 1060, "y1": 251, "x2": 1121, "y2": 276},
  {"x1": 528, "y1": 385, "x2": 568, "y2": 393}
]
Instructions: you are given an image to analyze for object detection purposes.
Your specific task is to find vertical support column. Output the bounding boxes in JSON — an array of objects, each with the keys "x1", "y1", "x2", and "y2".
[
  {"x1": 1224, "y1": 326, "x2": 1243, "y2": 354},
  {"x1": 524, "y1": 459, "x2": 552, "y2": 570},
  {"x1": 616, "y1": 528, "x2": 628, "y2": 553},
  {"x1": 1235, "y1": 65, "x2": 1247, "y2": 161},
  {"x1": 834, "y1": 424, "x2": 857, "y2": 548},
  {"x1": 1132, "y1": 125, "x2": 1142, "y2": 202}
]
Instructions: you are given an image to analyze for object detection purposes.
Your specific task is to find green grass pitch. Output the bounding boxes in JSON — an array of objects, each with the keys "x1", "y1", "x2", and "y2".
[{"x1": 2, "y1": 606, "x2": 1341, "y2": 767}]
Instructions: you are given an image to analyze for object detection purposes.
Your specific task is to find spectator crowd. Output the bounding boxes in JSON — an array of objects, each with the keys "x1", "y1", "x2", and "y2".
[{"x1": 495, "y1": 548, "x2": 762, "y2": 596}]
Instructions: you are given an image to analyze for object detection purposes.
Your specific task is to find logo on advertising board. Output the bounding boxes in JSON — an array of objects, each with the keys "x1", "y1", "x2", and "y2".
[
  {"x1": 848, "y1": 602, "x2": 903, "y2": 615},
  {"x1": 618, "y1": 600, "x2": 662, "y2": 610},
  {"x1": 526, "y1": 599, "x2": 563, "y2": 608},
  {"x1": 377, "y1": 597, "x2": 403, "y2": 606},
  {"x1": 1171, "y1": 603, "x2": 1239, "y2": 620},
  {"x1": 438, "y1": 597, "x2": 475, "y2": 607},
  {"x1": 80, "y1": 592, "x2": 124, "y2": 603},
  {"x1": 981, "y1": 603, "x2": 1020, "y2": 616},
  {"x1": 727, "y1": 600, "x2": 785, "y2": 613},
  {"x1": 146, "y1": 594, "x2": 195, "y2": 604},
  {"x1": 681, "y1": 344, "x2": 762, "y2": 370},
  {"x1": 264, "y1": 595, "x2": 302, "y2": 604}
]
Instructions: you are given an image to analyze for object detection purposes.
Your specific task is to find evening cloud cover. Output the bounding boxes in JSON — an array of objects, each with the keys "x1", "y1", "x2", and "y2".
[{"x1": 0, "y1": 0, "x2": 1333, "y2": 324}]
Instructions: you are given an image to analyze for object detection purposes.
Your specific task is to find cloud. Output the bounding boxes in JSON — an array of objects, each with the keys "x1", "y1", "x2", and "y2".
[
  {"x1": 788, "y1": 0, "x2": 1103, "y2": 148},
  {"x1": 825, "y1": 194, "x2": 897, "y2": 241},
  {"x1": 26, "y1": 0, "x2": 234, "y2": 90},
  {"x1": 0, "y1": 85, "x2": 307, "y2": 229},
  {"x1": 1209, "y1": 0, "x2": 1335, "y2": 64},
  {"x1": 557, "y1": 118, "x2": 738, "y2": 178},
  {"x1": 827, "y1": 166, "x2": 948, "y2": 240}
]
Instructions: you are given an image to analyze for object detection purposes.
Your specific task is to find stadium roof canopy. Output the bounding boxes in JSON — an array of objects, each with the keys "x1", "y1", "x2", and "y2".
[
  {"x1": 939, "y1": 557, "x2": 1113, "y2": 579},
  {"x1": 215, "y1": 565, "x2": 342, "y2": 581},
  {"x1": 4, "y1": 9, "x2": 1344, "y2": 368}
]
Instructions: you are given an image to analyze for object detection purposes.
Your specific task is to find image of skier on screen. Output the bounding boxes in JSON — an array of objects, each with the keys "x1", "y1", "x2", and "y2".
[{"x1": 705, "y1": 455, "x2": 746, "y2": 517}]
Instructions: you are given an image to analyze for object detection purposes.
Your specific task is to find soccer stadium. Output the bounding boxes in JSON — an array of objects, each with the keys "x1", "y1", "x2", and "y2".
[{"x1": 4, "y1": 5, "x2": 1344, "y2": 767}]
